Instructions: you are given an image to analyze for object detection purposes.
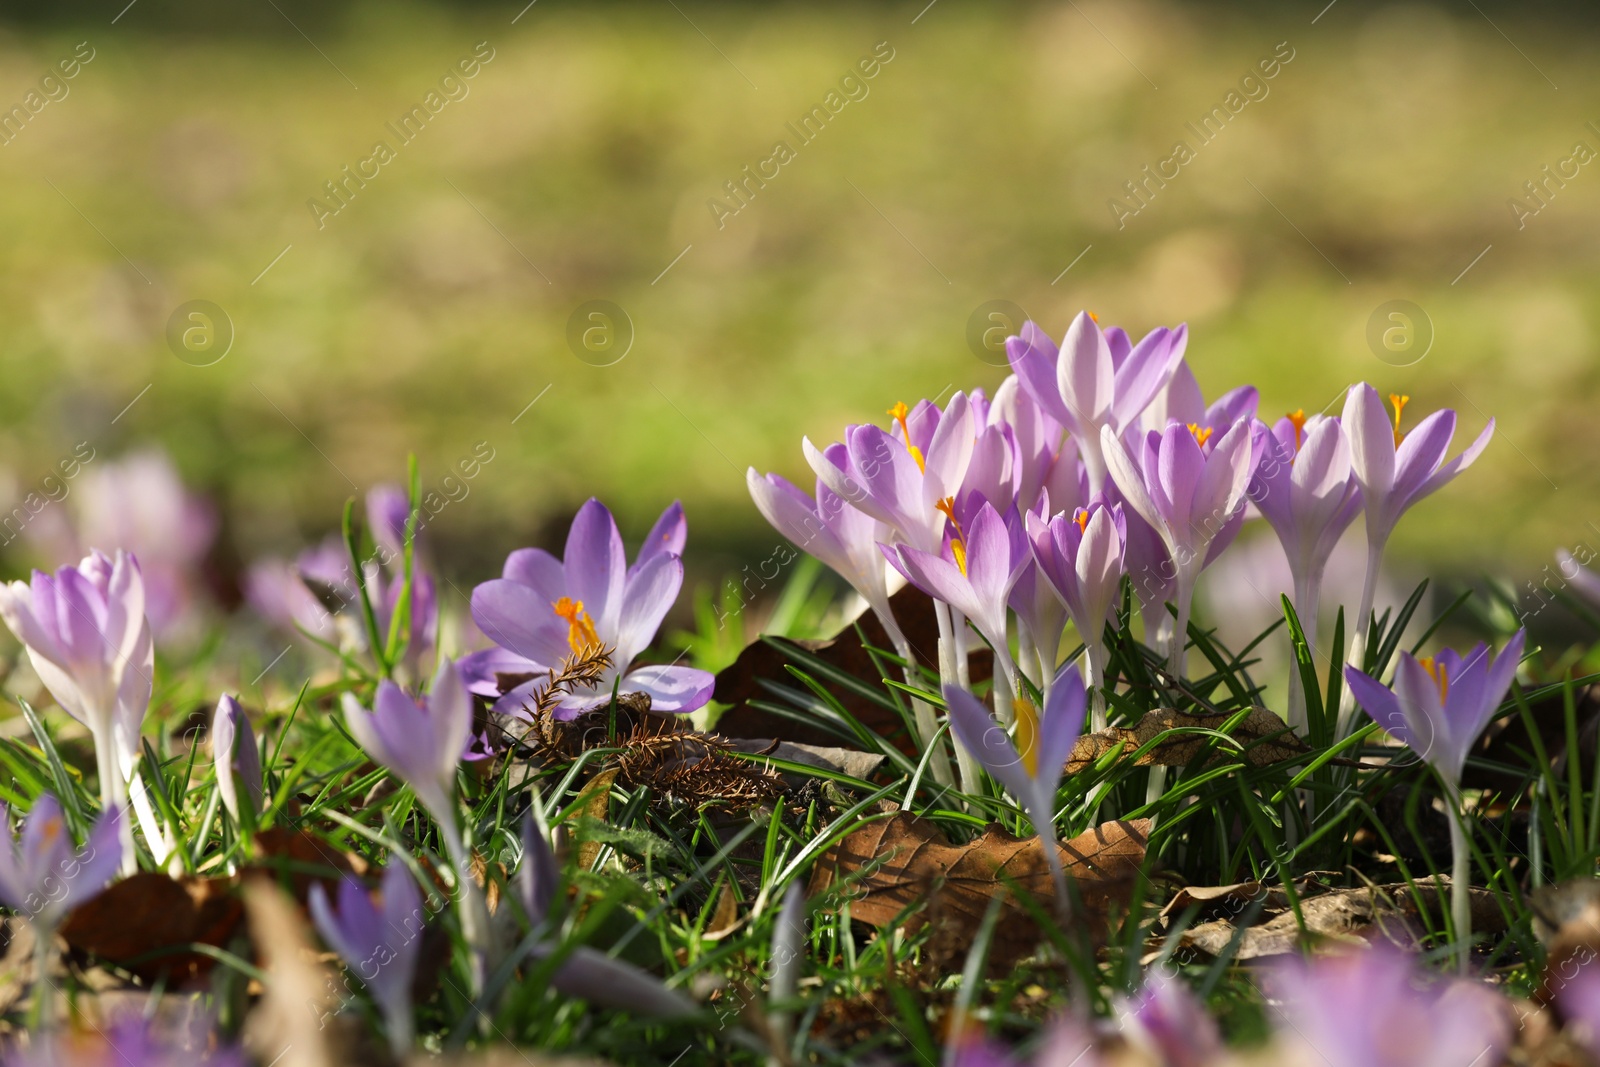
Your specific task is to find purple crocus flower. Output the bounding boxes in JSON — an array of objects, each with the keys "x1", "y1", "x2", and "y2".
[
  {"x1": 890, "y1": 502, "x2": 1029, "y2": 696},
  {"x1": 29, "y1": 449, "x2": 217, "y2": 643},
  {"x1": 1340, "y1": 384, "x2": 1494, "y2": 726},
  {"x1": 991, "y1": 374, "x2": 1085, "y2": 521},
  {"x1": 1556, "y1": 952, "x2": 1600, "y2": 1053},
  {"x1": 244, "y1": 536, "x2": 351, "y2": 643},
  {"x1": 1116, "y1": 970, "x2": 1223, "y2": 1067},
  {"x1": 309, "y1": 863, "x2": 425, "y2": 1057},
  {"x1": 945, "y1": 1015, "x2": 1102, "y2": 1067},
  {"x1": 366, "y1": 482, "x2": 416, "y2": 565},
  {"x1": 211, "y1": 695, "x2": 263, "y2": 824},
  {"x1": 1006, "y1": 313, "x2": 1185, "y2": 496},
  {"x1": 0, "y1": 551, "x2": 151, "y2": 872},
  {"x1": 943, "y1": 665, "x2": 1087, "y2": 905},
  {"x1": 1268, "y1": 945, "x2": 1511, "y2": 1067},
  {"x1": 469, "y1": 499, "x2": 713, "y2": 720},
  {"x1": 1345, "y1": 629, "x2": 1524, "y2": 969},
  {"x1": 1100, "y1": 419, "x2": 1258, "y2": 675},
  {"x1": 1008, "y1": 554, "x2": 1067, "y2": 700},
  {"x1": 1026, "y1": 498, "x2": 1126, "y2": 731},
  {"x1": 803, "y1": 394, "x2": 975, "y2": 555},
  {"x1": 365, "y1": 562, "x2": 438, "y2": 676},
  {"x1": 5, "y1": 1014, "x2": 246, "y2": 1067},
  {"x1": 1140, "y1": 356, "x2": 1258, "y2": 437},
  {"x1": 0, "y1": 793, "x2": 123, "y2": 930},
  {"x1": 1248, "y1": 412, "x2": 1363, "y2": 731}
]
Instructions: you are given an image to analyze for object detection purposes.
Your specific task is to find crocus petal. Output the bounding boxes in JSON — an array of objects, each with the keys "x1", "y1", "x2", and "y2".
[
  {"x1": 1036, "y1": 665, "x2": 1087, "y2": 791},
  {"x1": 519, "y1": 815, "x2": 559, "y2": 923},
  {"x1": 1343, "y1": 383, "x2": 1398, "y2": 500},
  {"x1": 631, "y1": 501, "x2": 686, "y2": 577},
  {"x1": 59, "y1": 802, "x2": 125, "y2": 914},
  {"x1": 943, "y1": 684, "x2": 1032, "y2": 803},
  {"x1": 502, "y1": 546, "x2": 565, "y2": 598},
  {"x1": 470, "y1": 579, "x2": 569, "y2": 667},
  {"x1": 1344, "y1": 666, "x2": 1415, "y2": 749},
  {"x1": 621, "y1": 664, "x2": 715, "y2": 714},
  {"x1": 1100, "y1": 426, "x2": 1165, "y2": 544},
  {"x1": 427, "y1": 659, "x2": 473, "y2": 787},
  {"x1": 1412, "y1": 418, "x2": 1494, "y2": 504},
  {"x1": 456, "y1": 646, "x2": 542, "y2": 700},
  {"x1": 892, "y1": 544, "x2": 981, "y2": 623},
  {"x1": 544, "y1": 945, "x2": 697, "y2": 1018},
  {"x1": 564, "y1": 499, "x2": 626, "y2": 641},
  {"x1": 1006, "y1": 321, "x2": 1070, "y2": 427},
  {"x1": 612, "y1": 552, "x2": 682, "y2": 668},
  {"x1": 922, "y1": 392, "x2": 976, "y2": 504},
  {"x1": 1390, "y1": 409, "x2": 1457, "y2": 506},
  {"x1": 1110, "y1": 326, "x2": 1181, "y2": 429},
  {"x1": 1057, "y1": 311, "x2": 1114, "y2": 434}
]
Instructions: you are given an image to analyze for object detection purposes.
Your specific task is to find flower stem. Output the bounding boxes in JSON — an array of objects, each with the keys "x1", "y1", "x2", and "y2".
[
  {"x1": 435, "y1": 807, "x2": 491, "y2": 995},
  {"x1": 1448, "y1": 795, "x2": 1472, "y2": 975},
  {"x1": 935, "y1": 602, "x2": 981, "y2": 797},
  {"x1": 93, "y1": 730, "x2": 137, "y2": 876},
  {"x1": 1084, "y1": 640, "x2": 1108, "y2": 733},
  {"x1": 893, "y1": 636, "x2": 954, "y2": 790},
  {"x1": 30, "y1": 919, "x2": 53, "y2": 1033},
  {"x1": 1337, "y1": 537, "x2": 1387, "y2": 740}
]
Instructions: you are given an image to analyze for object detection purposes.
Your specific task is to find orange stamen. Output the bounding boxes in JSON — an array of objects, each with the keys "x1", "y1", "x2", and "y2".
[
  {"x1": 1088, "y1": 311, "x2": 1100, "y2": 324},
  {"x1": 934, "y1": 497, "x2": 968, "y2": 576},
  {"x1": 887, "y1": 401, "x2": 926, "y2": 473},
  {"x1": 1013, "y1": 697, "x2": 1040, "y2": 777},
  {"x1": 1389, "y1": 394, "x2": 1410, "y2": 447},
  {"x1": 1417, "y1": 656, "x2": 1449, "y2": 702},
  {"x1": 1287, "y1": 409, "x2": 1307, "y2": 451},
  {"x1": 1073, "y1": 508, "x2": 1090, "y2": 534},
  {"x1": 552, "y1": 597, "x2": 600, "y2": 655},
  {"x1": 1188, "y1": 422, "x2": 1214, "y2": 449}
]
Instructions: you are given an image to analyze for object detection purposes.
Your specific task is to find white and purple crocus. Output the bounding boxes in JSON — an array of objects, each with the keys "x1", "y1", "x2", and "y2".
[
  {"x1": 468, "y1": 499, "x2": 714, "y2": 720},
  {"x1": 1345, "y1": 629, "x2": 1524, "y2": 971}
]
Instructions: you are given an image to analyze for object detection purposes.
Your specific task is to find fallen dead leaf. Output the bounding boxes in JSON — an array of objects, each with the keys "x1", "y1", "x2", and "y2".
[
  {"x1": 1067, "y1": 706, "x2": 1309, "y2": 774},
  {"x1": 61, "y1": 872, "x2": 242, "y2": 983},
  {"x1": 576, "y1": 768, "x2": 619, "y2": 872},
  {"x1": 809, "y1": 811, "x2": 1149, "y2": 967}
]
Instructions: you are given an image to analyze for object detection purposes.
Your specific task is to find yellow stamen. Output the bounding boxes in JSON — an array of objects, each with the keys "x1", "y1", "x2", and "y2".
[
  {"x1": 1013, "y1": 697, "x2": 1040, "y2": 777},
  {"x1": 1088, "y1": 311, "x2": 1100, "y2": 324},
  {"x1": 1188, "y1": 422, "x2": 1214, "y2": 448},
  {"x1": 934, "y1": 497, "x2": 968, "y2": 577},
  {"x1": 40, "y1": 816, "x2": 62, "y2": 848},
  {"x1": 887, "y1": 401, "x2": 926, "y2": 473},
  {"x1": 1389, "y1": 393, "x2": 1410, "y2": 447},
  {"x1": 1417, "y1": 656, "x2": 1449, "y2": 702},
  {"x1": 1287, "y1": 409, "x2": 1307, "y2": 451},
  {"x1": 552, "y1": 597, "x2": 600, "y2": 656},
  {"x1": 1073, "y1": 508, "x2": 1089, "y2": 534}
]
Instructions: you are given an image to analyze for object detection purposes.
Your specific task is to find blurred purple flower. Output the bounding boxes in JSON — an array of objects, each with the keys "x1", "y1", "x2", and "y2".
[
  {"x1": 30, "y1": 450, "x2": 215, "y2": 642},
  {"x1": 946, "y1": 1014, "x2": 1101, "y2": 1067},
  {"x1": 243, "y1": 536, "x2": 350, "y2": 642},
  {"x1": 1555, "y1": 952, "x2": 1600, "y2": 1053},
  {"x1": 309, "y1": 863, "x2": 424, "y2": 1056},
  {"x1": 342, "y1": 660, "x2": 471, "y2": 825},
  {"x1": 1141, "y1": 356, "x2": 1258, "y2": 437},
  {"x1": 1006, "y1": 312, "x2": 1185, "y2": 495},
  {"x1": 0, "y1": 793, "x2": 123, "y2": 930},
  {"x1": 210, "y1": 695, "x2": 262, "y2": 824},
  {"x1": 1269, "y1": 945, "x2": 1511, "y2": 1067},
  {"x1": 1116, "y1": 970, "x2": 1223, "y2": 1067},
  {"x1": 366, "y1": 482, "x2": 417, "y2": 564},
  {"x1": 5, "y1": 1012, "x2": 246, "y2": 1067},
  {"x1": 470, "y1": 499, "x2": 713, "y2": 720}
]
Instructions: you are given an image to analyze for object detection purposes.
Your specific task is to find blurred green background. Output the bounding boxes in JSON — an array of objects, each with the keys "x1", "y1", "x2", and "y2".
[{"x1": 0, "y1": 0, "x2": 1594, "y2": 613}]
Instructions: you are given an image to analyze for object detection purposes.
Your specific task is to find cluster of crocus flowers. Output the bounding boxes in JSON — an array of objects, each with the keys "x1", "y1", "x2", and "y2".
[
  {"x1": 466, "y1": 498, "x2": 714, "y2": 721},
  {"x1": 749, "y1": 310, "x2": 1496, "y2": 814},
  {"x1": 1346, "y1": 629, "x2": 1524, "y2": 971}
]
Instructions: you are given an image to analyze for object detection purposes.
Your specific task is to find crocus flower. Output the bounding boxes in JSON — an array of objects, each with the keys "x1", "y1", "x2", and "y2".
[
  {"x1": 1026, "y1": 498, "x2": 1126, "y2": 731},
  {"x1": 1345, "y1": 629, "x2": 1524, "y2": 969},
  {"x1": 803, "y1": 393, "x2": 975, "y2": 555},
  {"x1": 944, "y1": 665, "x2": 1087, "y2": 905},
  {"x1": 890, "y1": 502, "x2": 1028, "y2": 696},
  {"x1": 1555, "y1": 952, "x2": 1600, "y2": 1053},
  {"x1": 1248, "y1": 412, "x2": 1363, "y2": 731},
  {"x1": 5, "y1": 1015, "x2": 247, "y2": 1067},
  {"x1": 1140, "y1": 356, "x2": 1258, "y2": 437},
  {"x1": 991, "y1": 374, "x2": 1085, "y2": 520},
  {"x1": 367, "y1": 482, "x2": 417, "y2": 565},
  {"x1": 1101, "y1": 419, "x2": 1258, "y2": 675},
  {"x1": 211, "y1": 695, "x2": 263, "y2": 824},
  {"x1": 946, "y1": 1015, "x2": 1102, "y2": 1067},
  {"x1": 341, "y1": 659, "x2": 490, "y2": 985},
  {"x1": 309, "y1": 864, "x2": 425, "y2": 1057},
  {"x1": 1268, "y1": 945, "x2": 1511, "y2": 1067},
  {"x1": 1339, "y1": 383, "x2": 1494, "y2": 734},
  {"x1": 365, "y1": 561, "x2": 438, "y2": 677},
  {"x1": 0, "y1": 793, "x2": 123, "y2": 930},
  {"x1": 0, "y1": 550, "x2": 151, "y2": 872},
  {"x1": 243, "y1": 535, "x2": 351, "y2": 643},
  {"x1": 28, "y1": 449, "x2": 216, "y2": 642},
  {"x1": 1116, "y1": 970, "x2": 1223, "y2": 1067},
  {"x1": 1007, "y1": 313, "x2": 1185, "y2": 495},
  {"x1": 470, "y1": 499, "x2": 714, "y2": 720}
]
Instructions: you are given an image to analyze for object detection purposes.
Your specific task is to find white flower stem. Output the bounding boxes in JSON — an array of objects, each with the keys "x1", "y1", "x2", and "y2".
[
  {"x1": 1337, "y1": 537, "x2": 1387, "y2": 740},
  {"x1": 382, "y1": 989, "x2": 415, "y2": 1060},
  {"x1": 31, "y1": 919, "x2": 54, "y2": 1033},
  {"x1": 92, "y1": 731, "x2": 137, "y2": 876},
  {"x1": 935, "y1": 601, "x2": 981, "y2": 797},
  {"x1": 434, "y1": 805, "x2": 491, "y2": 994},
  {"x1": 892, "y1": 635, "x2": 954, "y2": 790},
  {"x1": 1084, "y1": 640, "x2": 1109, "y2": 734},
  {"x1": 1448, "y1": 791, "x2": 1472, "y2": 975}
]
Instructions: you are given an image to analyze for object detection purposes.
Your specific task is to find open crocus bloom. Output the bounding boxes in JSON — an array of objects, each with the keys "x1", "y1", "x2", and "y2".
[
  {"x1": 469, "y1": 499, "x2": 713, "y2": 720},
  {"x1": 1249, "y1": 412, "x2": 1363, "y2": 603},
  {"x1": 1268, "y1": 945, "x2": 1511, "y2": 1067},
  {"x1": 1344, "y1": 630, "x2": 1525, "y2": 791},
  {"x1": 803, "y1": 393, "x2": 975, "y2": 555},
  {"x1": 0, "y1": 793, "x2": 123, "y2": 930},
  {"x1": 1007, "y1": 312, "x2": 1185, "y2": 495}
]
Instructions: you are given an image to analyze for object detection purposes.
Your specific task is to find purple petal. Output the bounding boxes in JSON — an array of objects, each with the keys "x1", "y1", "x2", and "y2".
[
  {"x1": 564, "y1": 499, "x2": 626, "y2": 642},
  {"x1": 1006, "y1": 321, "x2": 1070, "y2": 427},
  {"x1": 613, "y1": 552, "x2": 682, "y2": 668},
  {"x1": 631, "y1": 501, "x2": 686, "y2": 579},
  {"x1": 1110, "y1": 326, "x2": 1181, "y2": 429},
  {"x1": 1344, "y1": 666, "x2": 1413, "y2": 749},
  {"x1": 546, "y1": 945, "x2": 696, "y2": 1017},
  {"x1": 519, "y1": 814, "x2": 559, "y2": 923},
  {"x1": 623, "y1": 664, "x2": 714, "y2": 714},
  {"x1": 427, "y1": 659, "x2": 473, "y2": 784},
  {"x1": 61, "y1": 803, "x2": 125, "y2": 913},
  {"x1": 943, "y1": 684, "x2": 1031, "y2": 802},
  {"x1": 1036, "y1": 664, "x2": 1087, "y2": 790},
  {"x1": 1057, "y1": 312, "x2": 1114, "y2": 434},
  {"x1": 470, "y1": 579, "x2": 569, "y2": 667},
  {"x1": 457, "y1": 646, "x2": 542, "y2": 700},
  {"x1": 502, "y1": 547, "x2": 565, "y2": 598},
  {"x1": 1343, "y1": 383, "x2": 1397, "y2": 499},
  {"x1": 1390, "y1": 409, "x2": 1457, "y2": 508},
  {"x1": 1413, "y1": 417, "x2": 1494, "y2": 505}
]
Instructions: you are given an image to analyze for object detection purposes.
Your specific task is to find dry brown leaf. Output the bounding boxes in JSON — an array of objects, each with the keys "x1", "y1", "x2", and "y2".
[
  {"x1": 575, "y1": 768, "x2": 619, "y2": 872},
  {"x1": 705, "y1": 880, "x2": 740, "y2": 940},
  {"x1": 809, "y1": 812, "x2": 1149, "y2": 966},
  {"x1": 1067, "y1": 707, "x2": 1309, "y2": 774},
  {"x1": 61, "y1": 872, "x2": 242, "y2": 983},
  {"x1": 247, "y1": 826, "x2": 370, "y2": 903},
  {"x1": 241, "y1": 879, "x2": 340, "y2": 1067}
]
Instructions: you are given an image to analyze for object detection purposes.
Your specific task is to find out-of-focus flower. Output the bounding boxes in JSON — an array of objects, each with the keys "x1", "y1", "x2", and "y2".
[
  {"x1": 1007, "y1": 312, "x2": 1185, "y2": 495},
  {"x1": 365, "y1": 561, "x2": 438, "y2": 676},
  {"x1": 4, "y1": 1013, "x2": 246, "y2": 1067},
  {"x1": 244, "y1": 536, "x2": 350, "y2": 643},
  {"x1": 1248, "y1": 412, "x2": 1363, "y2": 730},
  {"x1": 0, "y1": 551, "x2": 151, "y2": 871},
  {"x1": 366, "y1": 482, "x2": 415, "y2": 564},
  {"x1": 1027, "y1": 498, "x2": 1125, "y2": 730},
  {"x1": 945, "y1": 1015, "x2": 1102, "y2": 1067},
  {"x1": 1344, "y1": 630, "x2": 1524, "y2": 792},
  {"x1": 470, "y1": 499, "x2": 713, "y2": 720},
  {"x1": 0, "y1": 793, "x2": 122, "y2": 930},
  {"x1": 890, "y1": 502, "x2": 1028, "y2": 694},
  {"x1": 309, "y1": 864, "x2": 424, "y2": 1057},
  {"x1": 943, "y1": 665, "x2": 1087, "y2": 903},
  {"x1": 1116, "y1": 970, "x2": 1223, "y2": 1067},
  {"x1": 210, "y1": 695, "x2": 262, "y2": 824},
  {"x1": 1101, "y1": 419, "x2": 1257, "y2": 674},
  {"x1": 803, "y1": 394, "x2": 975, "y2": 555},
  {"x1": 1555, "y1": 953, "x2": 1600, "y2": 1053},
  {"x1": 29, "y1": 450, "x2": 215, "y2": 642},
  {"x1": 1268, "y1": 945, "x2": 1511, "y2": 1067}
]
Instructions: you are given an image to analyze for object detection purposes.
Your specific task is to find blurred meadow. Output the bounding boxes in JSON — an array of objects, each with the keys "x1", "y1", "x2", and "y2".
[{"x1": 0, "y1": 0, "x2": 1595, "y2": 624}]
